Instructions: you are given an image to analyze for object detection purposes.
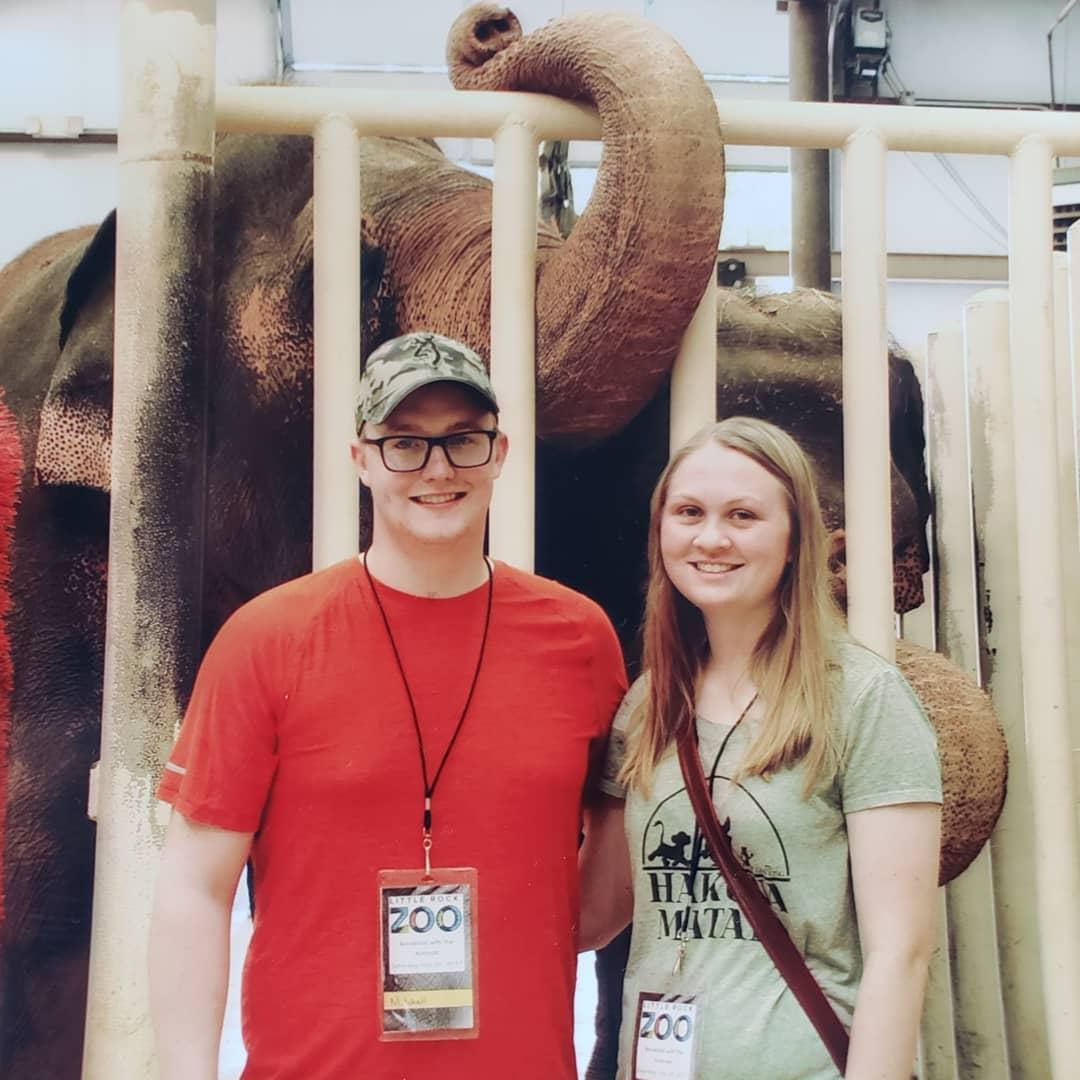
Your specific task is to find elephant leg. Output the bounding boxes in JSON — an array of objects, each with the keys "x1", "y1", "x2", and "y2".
[
  {"x1": 2, "y1": 486, "x2": 106, "y2": 1080},
  {"x1": 2, "y1": 752, "x2": 96, "y2": 1079},
  {"x1": 2, "y1": 940, "x2": 88, "y2": 1079}
]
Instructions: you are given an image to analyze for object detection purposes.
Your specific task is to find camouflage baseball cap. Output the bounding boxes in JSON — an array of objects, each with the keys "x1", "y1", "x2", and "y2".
[{"x1": 356, "y1": 332, "x2": 498, "y2": 427}]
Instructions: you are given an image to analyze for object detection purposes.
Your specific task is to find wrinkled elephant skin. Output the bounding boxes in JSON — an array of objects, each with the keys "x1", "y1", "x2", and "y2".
[{"x1": 0, "y1": 230, "x2": 110, "y2": 1077}]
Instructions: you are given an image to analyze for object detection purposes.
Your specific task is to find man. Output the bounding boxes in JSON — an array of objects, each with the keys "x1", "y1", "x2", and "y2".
[{"x1": 150, "y1": 331, "x2": 626, "y2": 1079}]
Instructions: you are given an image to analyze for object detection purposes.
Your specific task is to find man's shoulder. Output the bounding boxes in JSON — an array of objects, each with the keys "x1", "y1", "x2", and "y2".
[
  {"x1": 217, "y1": 558, "x2": 362, "y2": 643},
  {"x1": 494, "y1": 562, "x2": 610, "y2": 625}
]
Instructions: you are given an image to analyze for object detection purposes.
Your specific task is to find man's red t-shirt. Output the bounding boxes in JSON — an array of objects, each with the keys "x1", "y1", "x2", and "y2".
[{"x1": 158, "y1": 558, "x2": 626, "y2": 1079}]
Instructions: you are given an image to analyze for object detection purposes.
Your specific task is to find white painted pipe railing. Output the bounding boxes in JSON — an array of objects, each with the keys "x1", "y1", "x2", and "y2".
[
  {"x1": 216, "y1": 86, "x2": 1080, "y2": 156},
  {"x1": 86, "y1": 1, "x2": 216, "y2": 1077},
  {"x1": 924, "y1": 322, "x2": 1009, "y2": 1076},
  {"x1": 840, "y1": 128, "x2": 894, "y2": 661},
  {"x1": 1006, "y1": 138, "x2": 1080, "y2": 1079},
  {"x1": 1057, "y1": 236, "x2": 1080, "y2": 831},
  {"x1": 489, "y1": 118, "x2": 539, "y2": 571},
  {"x1": 911, "y1": 343, "x2": 958, "y2": 1080},
  {"x1": 669, "y1": 276, "x2": 719, "y2": 452},
  {"x1": 966, "y1": 289, "x2": 1053, "y2": 1078},
  {"x1": 93, "y1": 46, "x2": 1080, "y2": 1080},
  {"x1": 312, "y1": 113, "x2": 361, "y2": 569}
]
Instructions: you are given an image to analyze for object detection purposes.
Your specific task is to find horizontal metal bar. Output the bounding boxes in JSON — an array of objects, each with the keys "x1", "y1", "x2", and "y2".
[
  {"x1": 289, "y1": 62, "x2": 453, "y2": 76},
  {"x1": 0, "y1": 91, "x2": 1066, "y2": 157},
  {"x1": 719, "y1": 99, "x2": 1080, "y2": 154},
  {"x1": 287, "y1": 61, "x2": 789, "y2": 86},
  {"x1": 217, "y1": 85, "x2": 599, "y2": 139},
  {"x1": 723, "y1": 249, "x2": 1009, "y2": 281},
  {"x1": 217, "y1": 86, "x2": 1080, "y2": 155},
  {"x1": 0, "y1": 130, "x2": 117, "y2": 143}
]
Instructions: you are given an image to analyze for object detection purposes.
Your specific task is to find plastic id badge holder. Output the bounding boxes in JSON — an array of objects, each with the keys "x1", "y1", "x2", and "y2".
[
  {"x1": 377, "y1": 867, "x2": 479, "y2": 1040},
  {"x1": 631, "y1": 991, "x2": 702, "y2": 1080}
]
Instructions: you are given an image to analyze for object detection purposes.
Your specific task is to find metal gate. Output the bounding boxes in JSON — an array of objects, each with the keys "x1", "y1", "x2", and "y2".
[{"x1": 85, "y1": 3, "x2": 1080, "y2": 1076}]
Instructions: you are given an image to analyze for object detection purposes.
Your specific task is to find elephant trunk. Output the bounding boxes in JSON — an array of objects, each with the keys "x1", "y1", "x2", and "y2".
[{"x1": 448, "y1": 4, "x2": 725, "y2": 444}]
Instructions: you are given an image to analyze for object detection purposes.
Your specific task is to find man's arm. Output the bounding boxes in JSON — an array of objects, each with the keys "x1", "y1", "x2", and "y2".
[
  {"x1": 578, "y1": 793, "x2": 634, "y2": 952},
  {"x1": 149, "y1": 811, "x2": 254, "y2": 1080},
  {"x1": 843, "y1": 802, "x2": 941, "y2": 1080}
]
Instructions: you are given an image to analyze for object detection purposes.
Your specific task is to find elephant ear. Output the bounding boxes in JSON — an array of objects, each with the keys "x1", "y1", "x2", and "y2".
[
  {"x1": 894, "y1": 640, "x2": 1008, "y2": 884},
  {"x1": 36, "y1": 210, "x2": 117, "y2": 491}
]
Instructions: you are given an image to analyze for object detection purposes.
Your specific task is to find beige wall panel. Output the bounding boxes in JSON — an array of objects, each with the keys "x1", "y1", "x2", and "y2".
[
  {"x1": 1061, "y1": 233, "x2": 1080, "y2": 820},
  {"x1": 966, "y1": 289, "x2": 1051, "y2": 1077},
  {"x1": 924, "y1": 321, "x2": 1010, "y2": 1075}
]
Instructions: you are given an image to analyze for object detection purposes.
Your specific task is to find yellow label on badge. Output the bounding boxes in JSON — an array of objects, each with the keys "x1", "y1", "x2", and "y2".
[{"x1": 383, "y1": 988, "x2": 475, "y2": 1010}]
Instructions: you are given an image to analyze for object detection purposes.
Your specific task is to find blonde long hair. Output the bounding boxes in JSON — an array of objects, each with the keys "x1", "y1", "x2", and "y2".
[{"x1": 619, "y1": 416, "x2": 844, "y2": 795}]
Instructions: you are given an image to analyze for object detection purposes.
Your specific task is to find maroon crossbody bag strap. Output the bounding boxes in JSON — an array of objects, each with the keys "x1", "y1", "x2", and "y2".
[{"x1": 677, "y1": 730, "x2": 850, "y2": 1075}]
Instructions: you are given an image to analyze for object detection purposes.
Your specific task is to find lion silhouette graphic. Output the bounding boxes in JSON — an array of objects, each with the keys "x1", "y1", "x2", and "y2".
[{"x1": 647, "y1": 822, "x2": 693, "y2": 867}]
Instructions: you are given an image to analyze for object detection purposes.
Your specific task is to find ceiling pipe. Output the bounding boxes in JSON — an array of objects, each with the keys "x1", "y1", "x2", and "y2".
[
  {"x1": 789, "y1": 0, "x2": 833, "y2": 291},
  {"x1": 285, "y1": 61, "x2": 788, "y2": 85},
  {"x1": 1049, "y1": 0, "x2": 1080, "y2": 109}
]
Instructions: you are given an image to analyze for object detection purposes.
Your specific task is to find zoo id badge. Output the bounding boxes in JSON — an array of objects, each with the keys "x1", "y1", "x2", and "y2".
[
  {"x1": 377, "y1": 867, "x2": 479, "y2": 1041},
  {"x1": 631, "y1": 992, "x2": 701, "y2": 1080}
]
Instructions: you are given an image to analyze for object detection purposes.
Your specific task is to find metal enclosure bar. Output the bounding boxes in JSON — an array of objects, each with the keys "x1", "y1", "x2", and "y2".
[
  {"x1": 312, "y1": 114, "x2": 361, "y2": 569},
  {"x1": 669, "y1": 276, "x2": 719, "y2": 452},
  {"x1": 218, "y1": 85, "x2": 600, "y2": 140},
  {"x1": 925, "y1": 321, "x2": 1010, "y2": 1076},
  {"x1": 86, "y1": 37, "x2": 1080, "y2": 1080},
  {"x1": 912, "y1": 344, "x2": 959, "y2": 1080},
  {"x1": 218, "y1": 86, "x2": 1080, "y2": 155},
  {"x1": 84, "y1": 1, "x2": 216, "y2": 1076},
  {"x1": 1058, "y1": 234, "x2": 1080, "y2": 828},
  {"x1": 966, "y1": 289, "x2": 1052, "y2": 1078},
  {"x1": 488, "y1": 119, "x2": 539, "y2": 570},
  {"x1": 788, "y1": 0, "x2": 831, "y2": 290},
  {"x1": 840, "y1": 129, "x2": 894, "y2": 660},
  {"x1": 1007, "y1": 137, "x2": 1080, "y2": 1077}
]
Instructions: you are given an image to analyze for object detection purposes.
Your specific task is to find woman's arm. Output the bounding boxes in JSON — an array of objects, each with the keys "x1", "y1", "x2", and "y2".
[
  {"x1": 844, "y1": 801, "x2": 941, "y2": 1080},
  {"x1": 578, "y1": 793, "x2": 634, "y2": 952}
]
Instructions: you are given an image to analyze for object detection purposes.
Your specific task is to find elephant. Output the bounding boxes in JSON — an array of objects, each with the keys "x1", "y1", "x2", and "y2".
[
  {"x1": 0, "y1": 7, "x2": 722, "y2": 1074},
  {"x1": 0, "y1": 3, "x2": 1003, "y2": 1076}
]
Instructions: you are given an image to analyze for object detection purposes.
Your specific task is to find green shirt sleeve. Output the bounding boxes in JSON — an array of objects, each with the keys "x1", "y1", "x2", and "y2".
[
  {"x1": 597, "y1": 674, "x2": 649, "y2": 799},
  {"x1": 839, "y1": 652, "x2": 943, "y2": 814}
]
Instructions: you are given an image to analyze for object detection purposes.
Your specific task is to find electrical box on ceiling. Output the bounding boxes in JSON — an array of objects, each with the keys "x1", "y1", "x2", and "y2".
[
  {"x1": 853, "y1": 8, "x2": 887, "y2": 78},
  {"x1": 853, "y1": 8, "x2": 887, "y2": 54}
]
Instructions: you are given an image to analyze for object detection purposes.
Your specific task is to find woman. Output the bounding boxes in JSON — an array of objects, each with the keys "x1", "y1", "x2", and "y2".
[{"x1": 579, "y1": 417, "x2": 941, "y2": 1080}]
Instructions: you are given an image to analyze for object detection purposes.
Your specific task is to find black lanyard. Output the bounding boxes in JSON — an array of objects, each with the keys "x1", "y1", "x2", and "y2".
[
  {"x1": 675, "y1": 693, "x2": 758, "y2": 964},
  {"x1": 364, "y1": 555, "x2": 494, "y2": 872}
]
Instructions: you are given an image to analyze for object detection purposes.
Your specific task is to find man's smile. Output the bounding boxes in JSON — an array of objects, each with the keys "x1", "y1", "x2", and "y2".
[{"x1": 411, "y1": 492, "x2": 466, "y2": 505}]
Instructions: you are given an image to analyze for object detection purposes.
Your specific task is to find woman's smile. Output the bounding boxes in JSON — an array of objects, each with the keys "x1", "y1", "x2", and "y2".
[{"x1": 660, "y1": 442, "x2": 792, "y2": 622}]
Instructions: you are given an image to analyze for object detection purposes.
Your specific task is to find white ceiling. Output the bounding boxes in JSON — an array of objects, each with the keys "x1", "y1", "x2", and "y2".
[{"x1": 6, "y1": 0, "x2": 1080, "y2": 131}]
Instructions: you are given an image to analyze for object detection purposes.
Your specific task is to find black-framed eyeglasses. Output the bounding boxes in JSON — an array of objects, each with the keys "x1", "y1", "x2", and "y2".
[{"x1": 361, "y1": 430, "x2": 499, "y2": 472}]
